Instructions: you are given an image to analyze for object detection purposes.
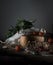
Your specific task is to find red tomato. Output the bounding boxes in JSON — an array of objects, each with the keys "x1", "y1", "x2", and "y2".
[
  {"x1": 48, "y1": 38, "x2": 52, "y2": 43},
  {"x1": 39, "y1": 32, "x2": 44, "y2": 36},
  {"x1": 32, "y1": 32, "x2": 36, "y2": 35},
  {"x1": 33, "y1": 32, "x2": 38, "y2": 35},
  {"x1": 15, "y1": 45, "x2": 20, "y2": 51}
]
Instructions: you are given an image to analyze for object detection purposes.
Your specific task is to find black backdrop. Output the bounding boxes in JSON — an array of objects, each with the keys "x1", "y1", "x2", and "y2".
[{"x1": 0, "y1": 0, "x2": 53, "y2": 40}]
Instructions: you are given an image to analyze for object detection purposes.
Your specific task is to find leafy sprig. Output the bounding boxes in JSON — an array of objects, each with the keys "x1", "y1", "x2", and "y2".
[{"x1": 6, "y1": 19, "x2": 36, "y2": 38}]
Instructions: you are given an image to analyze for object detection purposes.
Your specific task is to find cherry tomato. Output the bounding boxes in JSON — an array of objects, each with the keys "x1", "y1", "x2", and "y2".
[
  {"x1": 39, "y1": 32, "x2": 44, "y2": 36},
  {"x1": 15, "y1": 45, "x2": 20, "y2": 51},
  {"x1": 48, "y1": 38, "x2": 52, "y2": 43}
]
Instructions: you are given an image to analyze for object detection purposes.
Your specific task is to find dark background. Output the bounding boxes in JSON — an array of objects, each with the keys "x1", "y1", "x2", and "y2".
[{"x1": 0, "y1": 0, "x2": 53, "y2": 40}]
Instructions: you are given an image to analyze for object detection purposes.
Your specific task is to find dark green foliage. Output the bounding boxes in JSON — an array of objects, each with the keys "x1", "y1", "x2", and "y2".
[
  {"x1": 6, "y1": 19, "x2": 35, "y2": 38},
  {"x1": 16, "y1": 19, "x2": 33, "y2": 30}
]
